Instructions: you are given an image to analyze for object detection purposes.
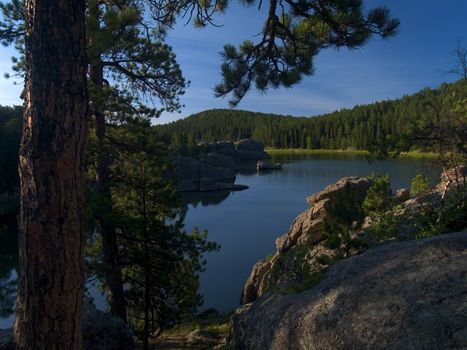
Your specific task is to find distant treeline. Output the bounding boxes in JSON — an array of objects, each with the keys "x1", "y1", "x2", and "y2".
[{"x1": 157, "y1": 80, "x2": 466, "y2": 152}]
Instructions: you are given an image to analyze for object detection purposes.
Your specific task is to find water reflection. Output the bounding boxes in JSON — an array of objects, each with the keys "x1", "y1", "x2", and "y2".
[
  {"x1": 181, "y1": 190, "x2": 233, "y2": 207},
  {"x1": 0, "y1": 154, "x2": 442, "y2": 326}
]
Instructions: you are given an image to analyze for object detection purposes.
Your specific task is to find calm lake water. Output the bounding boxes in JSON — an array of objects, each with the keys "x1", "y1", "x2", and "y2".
[{"x1": 0, "y1": 154, "x2": 440, "y2": 327}]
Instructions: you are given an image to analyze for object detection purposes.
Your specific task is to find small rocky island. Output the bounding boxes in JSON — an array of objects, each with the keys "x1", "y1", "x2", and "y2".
[{"x1": 171, "y1": 139, "x2": 271, "y2": 192}]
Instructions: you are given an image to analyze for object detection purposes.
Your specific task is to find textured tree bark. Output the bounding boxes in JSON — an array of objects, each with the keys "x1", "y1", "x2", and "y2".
[{"x1": 14, "y1": 0, "x2": 88, "y2": 349}]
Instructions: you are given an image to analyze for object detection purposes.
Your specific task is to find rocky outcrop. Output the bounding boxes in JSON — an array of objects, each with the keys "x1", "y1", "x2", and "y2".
[
  {"x1": 436, "y1": 165, "x2": 467, "y2": 194},
  {"x1": 229, "y1": 231, "x2": 467, "y2": 350},
  {"x1": 173, "y1": 139, "x2": 270, "y2": 192},
  {"x1": 171, "y1": 154, "x2": 242, "y2": 192},
  {"x1": 199, "y1": 152, "x2": 238, "y2": 170},
  {"x1": 257, "y1": 160, "x2": 282, "y2": 171},
  {"x1": 207, "y1": 141, "x2": 237, "y2": 159},
  {"x1": 394, "y1": 188, "x2": 410, "y2": 203},
  {"x1": 0, "y1": 303, "x2": 134, "y2": 350},
  {"x1": 306, "y1": 176, "x2": 372, "y2": 205},
  {"x1": 236, "y1": 139, "x2": 271, "y2": 161},
  {"x1": 242, "y1": 177, "x2": 373, "y2": 304}
]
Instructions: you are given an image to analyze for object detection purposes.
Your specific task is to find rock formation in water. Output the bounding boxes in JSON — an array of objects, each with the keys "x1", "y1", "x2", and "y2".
[
  {"x1": 229, "y1": 231, "x2": 467, "y2": 350},
  {"x1": 242, "y1": 176, "x2": 374, "y2": 304},
  {"x1": 173, "y1": 139, "x2": 270, "y2": 192}
]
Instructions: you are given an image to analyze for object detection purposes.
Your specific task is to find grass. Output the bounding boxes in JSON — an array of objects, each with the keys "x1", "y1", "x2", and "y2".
[
  {"x1": 204, "y1": 322, "x2": 231, "y2": 335},
  {"x1": 150, "y1": 314, "x2": 231, "y2": 349},
  {"x1": 399, "y1": 151, "x2": 437, "y2": 159},
  {"x1": 160, "y1": 312, "x2": 231, "y2": 336},
  {"x1": 266, "y1": 148, "x2": 369, "y2": 155},
  {"x1": 266, "y1": 148, "x2": 438, "y2": 158}
]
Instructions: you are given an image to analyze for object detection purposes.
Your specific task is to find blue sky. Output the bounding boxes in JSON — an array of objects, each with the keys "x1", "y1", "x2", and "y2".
[{"x1": 0, "y1": 0, "x2": 466, "y2": 123}]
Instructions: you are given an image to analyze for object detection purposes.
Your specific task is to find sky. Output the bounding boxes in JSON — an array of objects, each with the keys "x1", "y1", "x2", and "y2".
[{"x1": 0, "y1": 0, "x2": 466, "y2": 124}]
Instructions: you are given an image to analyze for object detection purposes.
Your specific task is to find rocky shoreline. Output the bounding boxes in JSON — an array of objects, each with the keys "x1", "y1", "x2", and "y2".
[
  {"x1": 172, "y1": 139, "x2": 271, "y2": 192},
  {"x1": 226, "y1": 168, "x2": 467, "y2": 349},
  {"x1": 229, "y1": 230, "x2": 467, "y2": 349}
]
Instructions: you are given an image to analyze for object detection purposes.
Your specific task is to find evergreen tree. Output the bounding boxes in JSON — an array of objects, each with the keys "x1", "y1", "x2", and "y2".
[
  {"x1": 86, "y1": 0, "x2": 185, "y2": 321},
  {"x1": 321, "y1": 183, "x2": 365, "y2": 260},
  {"x1": 87, "y1": 123, "x2": 218, "y2": 349},
  {"x1": 157, "y1": 79, "x2": 465, "y2": 151},
  {"x1": 363, "y1": 174, "x2": 399, "y2": 241}
]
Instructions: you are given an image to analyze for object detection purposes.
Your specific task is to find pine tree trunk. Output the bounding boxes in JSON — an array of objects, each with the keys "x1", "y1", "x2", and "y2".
[
  {"x1": 90, "y1": 62, "x2": 127, "y2": 322},
  {"x1": 14, "y1": 0, "x2": 88, "y2": 349}
]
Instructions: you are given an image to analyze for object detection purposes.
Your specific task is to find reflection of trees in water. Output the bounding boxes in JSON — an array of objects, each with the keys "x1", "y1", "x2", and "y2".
[
  {"x1": 0, "y1": 214, "x2": 18, "y2": 318},
  {"x1": 181, "y1": 190, "x2": 232, "y2": 208}
]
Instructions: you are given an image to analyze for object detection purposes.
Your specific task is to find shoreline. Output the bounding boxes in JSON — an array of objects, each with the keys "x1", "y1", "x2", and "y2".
[{"x1": 265, "y1": 148, "x2": 437, "y2": 158}]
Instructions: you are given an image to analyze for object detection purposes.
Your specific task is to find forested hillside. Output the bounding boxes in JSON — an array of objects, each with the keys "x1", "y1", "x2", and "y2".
[{"x1": 157, "y1": 79, "x2": 466, "y2": 151}]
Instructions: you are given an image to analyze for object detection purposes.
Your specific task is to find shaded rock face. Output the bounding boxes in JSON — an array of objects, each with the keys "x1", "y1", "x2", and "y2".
[
  {"x1": 394, "y1": 188, "x2": 410, "y2": 203},
  {"x1": 173, "y1": 139, "x2": 270, "y2": 192},
  {"x1": 0, "y1": 303, "x2": 134, "y2": 350},
  {"x1": 199, "y1": 152, "x2": 238, "y2": 170},
  {"x1": 242, "y1": 177, "x2": 373, "y2": 304},
  {"x1": 306, "y1": 176, "x2": 372, "y2": 205},
  {"x1": 171, "y1": 154, "x2": 237, "y2": 192},
  {"x1": 236, "y1": 139, "x2": 270, "y2": 161},
  {"x1": 208, "y1": 141, "x2": 237, "y2": 159},
  {"x1": 229, "y1": 231, "x2": 467, "y2": 350}
]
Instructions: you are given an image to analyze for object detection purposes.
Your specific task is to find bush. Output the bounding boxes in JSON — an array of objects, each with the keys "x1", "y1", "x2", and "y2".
[
  {"x1": 411, "y1": 174, "x2": 430, "y2": 197},
  {"x1": 363, "y1": 174, "x2": 401, "y2": 242}
]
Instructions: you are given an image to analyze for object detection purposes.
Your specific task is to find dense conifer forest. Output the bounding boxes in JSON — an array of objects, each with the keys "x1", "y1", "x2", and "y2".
[{"x1": 157, "y1": 79, "x2": 466, "y2": 152}]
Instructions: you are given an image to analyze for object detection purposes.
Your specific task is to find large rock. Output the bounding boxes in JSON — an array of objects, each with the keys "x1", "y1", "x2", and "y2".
[
  {"x1": 171, "y1": 154, "x2": 236, "y2": 191},
  {"x1": 229, "y1": 231, "x2": 467, "y2": 350},
  {"x1": 199, "y1": 152, "x2": 238, "y2": 170},
  {"x1": 208, "y1": 141, "x2": 237, "y2": 159},
  {"x1": 306, "y1": 176, "x2": 372, "y2": 205},
  {"x1": 236, "y1": 139, "x2": 271, "y2": 161},
  {"x1": 199, "y1": 163, "x2": 235, "y2": 183},
  {"x1": 171, "y1": 138, "x2": 271, "y2": 192},
  {"x1": 0, "y1": 303, "x2": 134, "y2": 350},
  {"x1": 242, "y1": 177, "x2": 373, "y2": 304},
  {"x1": 394, "y1": 188, "x2": 410, "y2": 203},
  {"x1": 171, "y1": 154, "x2": 201, "y2": 183},
  {"x1": 436, "y1": 166, "x2": 467, "y2": 194}
]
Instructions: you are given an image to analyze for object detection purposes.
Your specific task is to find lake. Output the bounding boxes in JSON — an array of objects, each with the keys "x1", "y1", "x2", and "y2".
[{"x1": 0, "y1": 153, "x2": 440, "y2": 327}]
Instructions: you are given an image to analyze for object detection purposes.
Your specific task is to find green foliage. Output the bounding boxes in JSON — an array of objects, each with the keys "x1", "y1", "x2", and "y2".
[
  {"x1": 411, "y1": 174, "x2": 430, "y2": 197},
  {"x1": 413, "y1": 184, "x2": 467, "y2": 238},
  {"x1": 322, "y1": 183, "x2": 366, "y2": 260},
  {"x1": 285, "y1": 269, "x2": 324, "y2": 294},
  {"x1": 214, "y1": 1, "x2": 399, "y2": 106},
  {"x1": 86, "y1": 123, "x2": 219, "y2": 341},
  {"x1": 403, "y1": 80, "x2": 467, "y2": 170},
  {"x1": 363, "y1": 174, "x2": 400, "y2": 241},
  {"x1": 158, "y1": 80, "x2": 466, "y2": 152}
]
